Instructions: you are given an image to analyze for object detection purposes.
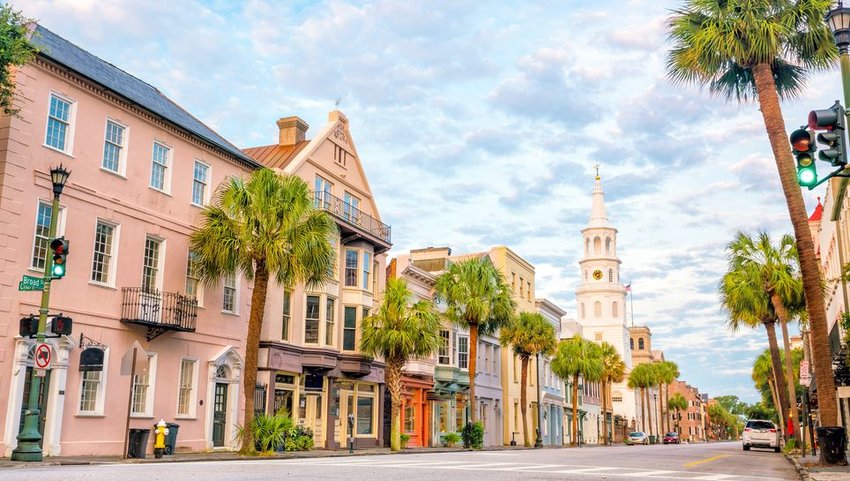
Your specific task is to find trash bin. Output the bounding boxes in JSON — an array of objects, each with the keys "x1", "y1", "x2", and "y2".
[
  {"x1": 816, "y1": 426, "x2": 848, "y2": 465},
  {"x1": 648, "y1": 435, "x2": 657, "y2": 445},
  {"x1": 128, "y1": 428, "x2": 151, "y2": 459},
  {"x1": 165, "y1": 423, "x2": 180, "y2": 455}
]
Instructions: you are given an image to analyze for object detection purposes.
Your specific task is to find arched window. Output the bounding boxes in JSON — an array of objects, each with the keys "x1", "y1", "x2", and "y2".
[
  {"x1": 593, "y1": 236, "x2": 601, "y2": 254},
  {"x1": 594, "y1": 301, "x2": 602, "y2": 319},
  {"x1": 638, "y1": 338, "x2": 645, "y2": 350},
  {"x1": 605, "y1": 237, "x2": 611, "y2": 253},
  {"x1": 608, "y1": 269, "x2": 613, "y2": 282},
  {"x1": 630, "y1": 338, "x2": 634, "y2": 350},
  {"x1": 581, "y1": 303, "x2": 586, "y2": 319},
  {"x1": 612, "y1": 301, "x2": 619, "y2": 317}
]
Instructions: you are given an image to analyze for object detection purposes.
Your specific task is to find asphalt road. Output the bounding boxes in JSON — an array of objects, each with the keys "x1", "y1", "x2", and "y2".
[{"x1": 1, "y1": 441, "x2": 798, "y2": 481}]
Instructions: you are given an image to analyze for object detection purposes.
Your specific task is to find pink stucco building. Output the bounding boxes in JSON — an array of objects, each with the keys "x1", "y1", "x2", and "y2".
[{"x1": 0, "y1": 25, "x2": 257, "y2": 456}]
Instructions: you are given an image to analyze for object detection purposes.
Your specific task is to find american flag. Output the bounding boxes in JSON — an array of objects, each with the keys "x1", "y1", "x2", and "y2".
[{"x1": 625, "y1": 282, "x2": 631, "y2": 293}]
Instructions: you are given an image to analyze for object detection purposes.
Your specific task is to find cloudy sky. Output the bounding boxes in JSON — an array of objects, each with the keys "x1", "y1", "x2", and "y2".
[{"x1": 20, "y1": 0, "x2": 843, "y2": 403}]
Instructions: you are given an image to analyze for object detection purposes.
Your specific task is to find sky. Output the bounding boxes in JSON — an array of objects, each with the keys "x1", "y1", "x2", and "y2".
[{"x1": 17, "y1": 0, "x2": 844, "y2": 404}]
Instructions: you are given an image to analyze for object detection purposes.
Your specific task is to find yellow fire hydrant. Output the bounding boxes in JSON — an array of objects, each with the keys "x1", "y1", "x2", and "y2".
[{"x1": 154, "y1": 419, "x2": 169, "y2": 459}]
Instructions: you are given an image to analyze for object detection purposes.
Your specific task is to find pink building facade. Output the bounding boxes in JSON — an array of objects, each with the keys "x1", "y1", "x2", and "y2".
[{"x1": 0, "y1": 26, "x2": 256, "y2": 456}]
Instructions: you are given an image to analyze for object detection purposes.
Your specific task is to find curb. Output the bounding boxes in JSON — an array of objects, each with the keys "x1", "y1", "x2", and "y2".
[{"x1": 785, "y1": 454, "x2": 812, "y2": 481}]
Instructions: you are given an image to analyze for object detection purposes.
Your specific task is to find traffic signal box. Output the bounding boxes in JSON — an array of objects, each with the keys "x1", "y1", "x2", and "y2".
[
  {"x1": 50, "y1": 237, "x2": 69, "y2": 279},
  {"x1": 809, "y1": 102, "x2": 848, "y2": 167},
  {"x1": 791, "y1": 128, "x2": 818, "y2": 188}
]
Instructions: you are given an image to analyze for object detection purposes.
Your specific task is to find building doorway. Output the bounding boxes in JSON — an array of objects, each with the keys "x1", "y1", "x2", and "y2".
[
  {"x1": 18, "y1": 367, "x2": 51, "y2": 447},
  {"x1": 212, "y1": 382, "x2": 228, "y2": 447}
]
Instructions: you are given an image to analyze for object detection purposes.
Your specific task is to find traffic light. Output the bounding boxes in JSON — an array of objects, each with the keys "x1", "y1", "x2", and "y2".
[
  {"x1": 19, "y1": 316, "x2": 37, "y2": 338},
  {"x1": 50, "y1": 237, "x2": 69, "y2": 279},
  {"x1": 790, "y1": 127, "x2": 818, "y2": 187},
  {"x1": 809, "y1": 101, "x2": 848, "y2": 167},
  {"x1": 51, "y1": 314, "x2": 72, "y2": 336}
]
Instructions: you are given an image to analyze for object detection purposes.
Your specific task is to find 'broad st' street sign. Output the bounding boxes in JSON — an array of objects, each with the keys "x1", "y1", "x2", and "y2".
[{"x1": 18, "y1": 275, "x2": 45, "y2": 291}]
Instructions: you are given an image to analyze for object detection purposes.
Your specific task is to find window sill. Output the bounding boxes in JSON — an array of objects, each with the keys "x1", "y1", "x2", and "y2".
[
  {"x1": 174, "y1": 415, "x2": 197, "y2": 420},
  {"x1": 42, "y1": 144, "x2": 74, "y2": 158},
  {"x1": 100, "y1": 167, "x2": 127, "y2": 179},
  {"x1": 130, "y1": 415, "x2": 154, "y2": 419},
  {"x1": 75, "y1": 413, "x2": 105, "y2": 418},
  {"x1": 149, "y1": 186, "x2": 172, "y2": 197},
  {"x1": 221, "y1": 310, "x2": 239, "y2": 316},
  {"x1": 89, "y1": 281, "x2": 117, "y2": 290},
  {"x1": 190, "y1": 202, "x2": 206, "y2": 209}
]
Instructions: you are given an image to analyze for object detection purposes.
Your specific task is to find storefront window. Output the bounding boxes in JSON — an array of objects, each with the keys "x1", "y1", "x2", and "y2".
[
  {"x1": 404, "y1": 405, "x2": 415, "y2": 433},
  {"x1": 455, "y1": 399, "x2": 466, "y2": 431},
  {"x1": 438, "y1": 403, "x2": 449, "y2": 433},
  {"x1": 357, "y1": 396, "x2": 374, "y2": 435}
]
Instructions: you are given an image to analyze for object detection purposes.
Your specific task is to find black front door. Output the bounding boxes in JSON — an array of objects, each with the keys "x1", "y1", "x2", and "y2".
[
  {"x1": 18, "y1": 367, "x2": 51, "y2": 447},
  {"x1": 213, "y1": 383, "x2": 228, "y2": 447}
]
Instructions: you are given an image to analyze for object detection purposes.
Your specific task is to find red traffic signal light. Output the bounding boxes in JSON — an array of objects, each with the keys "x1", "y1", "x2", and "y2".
[
  {"x1": 51, "y1": 315, "x2": 72, "y2": 336},
  {"x1": 809, "y1": 108, "x2": 840, "y2": 131}
]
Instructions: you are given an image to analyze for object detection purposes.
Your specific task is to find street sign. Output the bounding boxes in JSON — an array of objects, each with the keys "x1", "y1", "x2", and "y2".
[
  {"x1": 34, "y1": 343, "x2": 51, "y2": 370},
  {"x1": 800, "y1": 360, "x2": 811, "y2": 387},
  {"x1": 18, "y1": 275, "x2": 44, "y2": 291}
]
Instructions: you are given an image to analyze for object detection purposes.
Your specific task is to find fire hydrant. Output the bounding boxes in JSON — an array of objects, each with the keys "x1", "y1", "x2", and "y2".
[{"x1": 154, "y1": 419, "x2": 170, "y2": 459}]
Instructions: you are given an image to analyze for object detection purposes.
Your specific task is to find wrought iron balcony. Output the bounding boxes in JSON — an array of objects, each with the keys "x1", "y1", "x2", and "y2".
[
  {"x1": 121, "y1": 287, "x2": 198, "y2": 341},
  {"x1": 313, "y1": 191, "x2": 392, "y2": 252}
]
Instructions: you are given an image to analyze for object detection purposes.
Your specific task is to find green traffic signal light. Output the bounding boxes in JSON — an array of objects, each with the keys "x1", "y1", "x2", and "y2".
[
  {"x1": 790, "y1": 128, "x2": 818, "y2": 187},
  {"x1": 50, "y1": 237, "x2": 69, "y2": 279}
]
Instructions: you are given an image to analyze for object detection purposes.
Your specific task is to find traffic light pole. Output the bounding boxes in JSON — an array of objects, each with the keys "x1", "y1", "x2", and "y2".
[{"x1": 10, "y1": 192, "x2": 59, "y2": 461}]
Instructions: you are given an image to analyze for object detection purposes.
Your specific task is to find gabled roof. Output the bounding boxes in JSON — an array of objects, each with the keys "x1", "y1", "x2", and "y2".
[
  {"x1": 32, "y1": 25, "x2": 259, "y2": 168},
  {"x1": 242, "y1": 141, "x2": 310, "y2": 169},
  {"x1": 809, "y1": 197, "x2": 823, "y2": 222}
]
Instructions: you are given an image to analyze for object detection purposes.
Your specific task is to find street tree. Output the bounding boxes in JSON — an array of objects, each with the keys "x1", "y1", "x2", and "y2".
[
  {"x1": 667, "y1": 393, "x2": 688, "y2": 438},
  {"x1": 656, "y1": 361, "x2": 679, "y2": 435},
  {"x1": 628, "y1": 363, "x2": 657, "y2": 437},
  {"x1": 361, "y1": 277, "x2": 442, "y2": 451},
  {"x1": 0, "y1": 5, "x2": 37, "y2": 116},
  {"x1": 667, "y1": 0, "x2": 839, "y2": 428},
  {"x1": 499, "y1": 312, "x2": 557, "y2": 447},
  {"x1": 552, "y1": 335, "x2": 603, "y2": 445},
  {"x1": 599, "y1": 342, "x2": 626, "y2": 445},
  {"x1": 434, "y1": 257, "x2": 515, "y2": 423},
  {"x1": 190, "y1": 169, "x2": 336, "y2": 454}
]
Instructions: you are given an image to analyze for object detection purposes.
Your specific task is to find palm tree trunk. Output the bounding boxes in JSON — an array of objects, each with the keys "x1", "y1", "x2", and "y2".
[
  {"x1": 601, "y1": 379, "x2": 607, "y2": 445},
  {"x1": 520, "y1": 355, "x2": 530, "y2": 447},
  {"x1": 764, "y1": 319, "x2": 791, "y2": 441},
  {"x1": 656, "y1": 388, "x2": 662, "y2": 438},
  {"x1": 572, "y1": 374, "x2": 579, "y2": 446},
  {"x1": 469, "y1": 324, "x2": 479, "y2": 423},
  {"x1": 239, "y1": 263, "x2": 270, "y2": 454},
  {"x1": 767, "y1": 377, "x2": 782, "y2": 423},
  {"x1": 387, "y1": 358, "x2": 403, "y2": 451},
  {"x1": 773, "y1": 294, "x2": 801, "y2": 447},
  {"x1": 751, "y1": 61, "x2": 838, "y2": 426},
  {"x1": 642, "y1": 388, "x2": 649, "y2": 435}
]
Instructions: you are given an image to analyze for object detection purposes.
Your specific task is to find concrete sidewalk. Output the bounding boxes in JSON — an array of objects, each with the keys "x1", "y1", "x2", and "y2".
[
  {"x1": 0, "y1": 444, "x2": 556, "y2": 469},
  {"x1": 788, "y1": 454, "x2": 850, "y2": 481}
]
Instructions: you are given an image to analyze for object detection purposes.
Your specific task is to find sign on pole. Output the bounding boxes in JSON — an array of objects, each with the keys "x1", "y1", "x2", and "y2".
[
  {"x1": 800, "y1": 360, "x2": 812, "y2": 387},
  {"x1": 34, "y1": 343, "x2": 51, "y2": 370},
  {"x1": 18, "y1": 275, "x2": 45, "y2": 291}
]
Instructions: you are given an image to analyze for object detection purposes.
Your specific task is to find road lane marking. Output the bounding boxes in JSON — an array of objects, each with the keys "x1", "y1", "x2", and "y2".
[
  {"x1": 495, "y1": 463, "x2": 562, "y2": 471},
  {"x1": 626, "y1": 470, "x2": 676, "y2": 477},
  {"x1": 555, "y1": 467, "x2": 620, "y2": 474},
  {"x1": 691, "y1": 475, "x2": 741, "y2": 480},
  {"x1": 684, "y1": 454, "x2": 730, "y2": 468}
]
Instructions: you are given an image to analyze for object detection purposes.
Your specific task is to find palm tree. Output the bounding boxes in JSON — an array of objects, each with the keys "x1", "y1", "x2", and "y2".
[
  {"x1": 433, "y1": 257, "x2": 515, "y2": 422},
  {"x1": 628, "y1": 363, "x2": 655, "y2": 437},
  {"x1": 752, "y1": 349, "x2": 785, "y2": 424},
  {"x1": 552, "y1": 335, "x2": 603, "y2": 445},
  {"x1": 190, "y1": 168, "x2": 336, "y2": 453},
  {"x1": 499, "y1": 312, "x2": 557, "y2": 447},
  {"x1": 668, "y1": 393, "x2": 688, "y2": 438},
  {"x1": 656, "y1": 361, "x2": 679, "y2": 435},
  {"x1": 720, "y1": 231, "x2": 795, "y2": 443},
  {"x1": 599, "y1": 342, "x2": 626, "y2": 445},
  {"x1": 360, "y1": 278, "x2": 442, "y2": 451},
  {"x1": 666, "y1": 0, "x2": 839, "y2": 427},
  {"x1": 726, "y1": 231, "x2": 804, "y2": 445}
]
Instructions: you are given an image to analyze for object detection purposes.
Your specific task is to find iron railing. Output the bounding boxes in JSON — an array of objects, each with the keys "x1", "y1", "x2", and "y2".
[
  {"x1": 121, "y1": 287, "x2": 197, "y2": 333},
  {"x1": 312, "y1": 191, "x2": 391, "y2": 244}
]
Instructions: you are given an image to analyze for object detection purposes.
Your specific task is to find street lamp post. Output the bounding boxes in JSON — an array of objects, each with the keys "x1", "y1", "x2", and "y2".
[{"x1": 11, "y1": 165, "x2": 70, "y2": 462}]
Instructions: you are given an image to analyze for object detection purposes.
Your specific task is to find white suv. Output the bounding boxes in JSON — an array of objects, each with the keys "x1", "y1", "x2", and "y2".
[{"x1": 742, "y1": 419, "x2": 780, "y2": 452}]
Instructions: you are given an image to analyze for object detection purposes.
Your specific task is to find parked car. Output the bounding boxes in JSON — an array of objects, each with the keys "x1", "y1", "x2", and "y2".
[
  {"x1": 627, "y1": 431, "x2": 649, "y2": 445},
  {"x1": 742, "y1": 419, "x2": 780, "y2": 453},
  {"x1": 663, "y1": 432, "x2": 680, "y2": 444}
]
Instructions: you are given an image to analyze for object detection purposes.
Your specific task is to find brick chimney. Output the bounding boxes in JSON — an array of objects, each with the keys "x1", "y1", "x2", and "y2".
[{"x1": 276, "y1": 116, "x2": 309, "y2": 146}]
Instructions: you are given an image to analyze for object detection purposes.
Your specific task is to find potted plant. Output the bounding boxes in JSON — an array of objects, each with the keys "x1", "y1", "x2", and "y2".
[
  {"x1": 442, "y1": 432, "x2": 461, "y2": 447},
  {"x1": 400, "y1": 433, "x2": 410, "y2": 449}
]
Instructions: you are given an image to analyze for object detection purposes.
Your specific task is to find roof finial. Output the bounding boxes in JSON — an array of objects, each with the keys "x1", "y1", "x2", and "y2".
[{"x1": 594, "y1": 163, "x2": 600, "y2": 180}]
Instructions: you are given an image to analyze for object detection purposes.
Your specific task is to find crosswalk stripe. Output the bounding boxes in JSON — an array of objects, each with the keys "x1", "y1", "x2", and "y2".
[
  {"x1": 625, "y1": 470, "x2": 677, "y2": 477},
  {"x1": 494, "y1": 463, "x2": 562, "y2": 471},
  {"x1": 555, "y1": 467, "x2": 620, "y2": 474},
  {"x1": 690, "y1": 475, "x2": 741, "y2": 480}
]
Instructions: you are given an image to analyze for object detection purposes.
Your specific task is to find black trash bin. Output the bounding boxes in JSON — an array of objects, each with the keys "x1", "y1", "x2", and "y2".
[
  {"x1": 165, "y1": 423, "x2": 180, "y2": 455},
  {"x1": 128, "y1": 428, "x2": 151, "y2": 459},
  {"x1": 816, "y1": 426, "x2": 848, "y2": 465}
]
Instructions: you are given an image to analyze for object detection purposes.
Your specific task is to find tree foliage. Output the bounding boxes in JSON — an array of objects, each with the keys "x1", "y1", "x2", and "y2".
[{"x1": 0, "y1": 4, "x2": 37, "y2": 117}]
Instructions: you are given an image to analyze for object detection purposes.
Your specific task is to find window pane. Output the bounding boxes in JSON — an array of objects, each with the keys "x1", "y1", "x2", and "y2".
[
  {"x1": 438, "y1": 330, "x2": 450, "y2": 364},
  {"x1": 45, "y1": 95, "x2": 70, "y2": 150},
  {"x1": 356, "y1": 396, "x2": 373, "y2": 435},
  {"x1": 32, "y1": 202, "x2": 52, "y2": 269},
  {"x1": 102, "y1": 121, "x2": 124, "y2": 172},
  {"x1": 343, "y1": 306, "x2": 356, "y2": 350},
  {"x1": 151, "y1": 143, "x2": 169, "y2": 190},
  {"x1": 192, "y1": 161, "x2": 209, "y2": 205},
  {"x1": 325, "y1": 297, "x2": 335, "y2": 346},
  {"x1": 185, "y1": 251, "x2": 200, "y2": 299},
  {"x1": 91, "y1": 222, "x2": 114, "y2": 283},
  {"x1": 362, "y1": 252, "x2": 372, "y2": 289},
  {"x1": 458, "y1": 336, "x2": 468, "y2": 369},
  {"x1": 178, "y1": 359, "x2": 194, "y2": 415},
  {"x1": 79, "y1": 371, "x2": 101, "y2": 412},
  {"x1": 344, "y1": 250, "x2": 358, "y2": 287},
  {"x1": 223, "y1": 273, "x2": 236, "y2": 312},
  {"x1": 131, "y1": 372, "x2": 149, "y2": 414},
  {"x1": 282, "y1": 290, "x2": 291, "y2": 341},
  {"x1": 305, "y1": 295, "x2": 320, "y2": 343},
  {"x1": 142, "y1": 238, "x2": 160, "y2": 291}
]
